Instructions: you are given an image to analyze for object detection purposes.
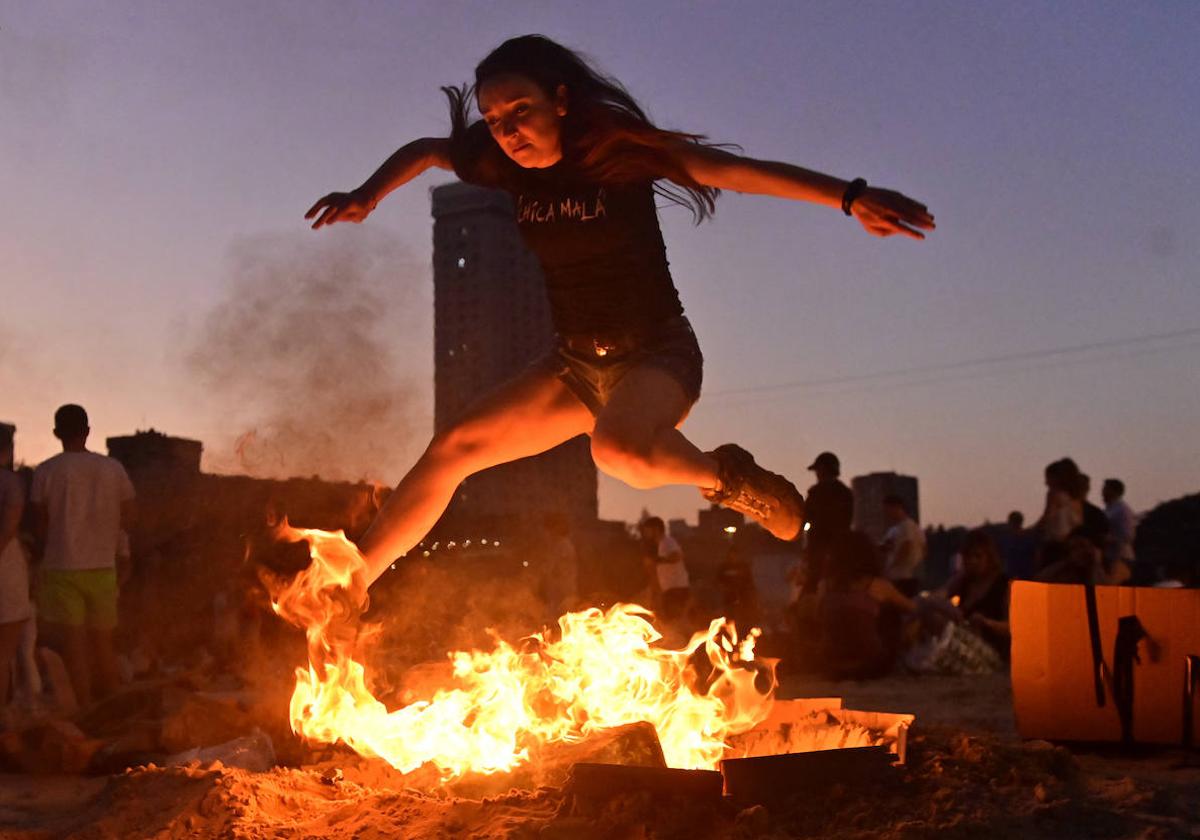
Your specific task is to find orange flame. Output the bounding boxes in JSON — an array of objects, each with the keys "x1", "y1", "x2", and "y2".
[{"x1": 269, "y1": 522, "x2": 776, "y2": 778}]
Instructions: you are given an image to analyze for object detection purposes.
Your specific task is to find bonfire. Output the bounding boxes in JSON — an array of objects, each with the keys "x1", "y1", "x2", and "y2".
[{"x1": 266, "y1": 521, "x2": 909, "y2": 792}]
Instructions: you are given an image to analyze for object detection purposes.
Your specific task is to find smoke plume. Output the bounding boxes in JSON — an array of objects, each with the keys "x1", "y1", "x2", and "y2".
[{"x1": 188, "y1": 228, "x2": 424, "y2": 483}]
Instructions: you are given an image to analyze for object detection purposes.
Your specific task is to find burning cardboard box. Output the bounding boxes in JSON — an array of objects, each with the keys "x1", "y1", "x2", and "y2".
[
  {"x1": 721, "y1": 698, "x2": 913, "y2": 801},
  {"x1": 566, "y1": 698, "x2": 913, "y2": 808}
]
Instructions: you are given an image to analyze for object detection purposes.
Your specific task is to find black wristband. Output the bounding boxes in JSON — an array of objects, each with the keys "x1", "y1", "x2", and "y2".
[{"x1": 841, "y1": 178, "x2": 868, "y2": 216}]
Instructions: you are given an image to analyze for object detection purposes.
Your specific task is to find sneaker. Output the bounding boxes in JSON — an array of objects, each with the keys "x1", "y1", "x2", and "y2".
[{"x1": 701, "y1": 444, "x2": 806, "y2": 540}]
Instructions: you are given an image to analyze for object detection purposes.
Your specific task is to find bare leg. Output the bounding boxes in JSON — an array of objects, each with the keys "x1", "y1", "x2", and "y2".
[
  {"x1": 358, "y1": 364, "x2": 594, "y2": 583},
  {"x1": 89, "y1": 627, "x2": 121, "y2": 701},
  {"x1": 0, "y1": 620, "x2": 24, "y2": 708},
  {"x1": 591, "y1": 367, "x2": 719, "y2": 490},
  {"x1": 16, "y1": 617, "x2": 40, "y2": 700},
  {"x1": 44, "y1": 622, "x2": 92, "y2": 708}
]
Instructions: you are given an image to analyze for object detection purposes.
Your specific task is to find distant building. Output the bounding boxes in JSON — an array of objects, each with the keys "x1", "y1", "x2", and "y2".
[
  {"x1": 851, "y1": 471, "x2": 919, "y2": 543},
  {"x1": 107, "y1": 429, "x2": 202, "y2": 479},
  {"x1": 107, "y1": 430, "x2": 205, "y2": 551},
  {"x1": 698, "y1": 503, "x2": 744, "y2": 538},
  {"x1": 430, "y1": 182, "x2": 598, "y2": 530},
  {"x1": 0, "y1": 422, "x2": 14, "y2": 467},
  {"x1": 105, "y1": 425, "x2": 384, "y2": 555},
  {"x1": 667, "y1": 518, "x2": 693, "y2": 541}
]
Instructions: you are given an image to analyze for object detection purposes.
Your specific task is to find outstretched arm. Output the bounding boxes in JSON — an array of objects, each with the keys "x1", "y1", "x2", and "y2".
[
  {"x1": 672, "y1": 143, "x2": 935, "y2": 240},
  {"x1": 868, "y1": 577, "x2": 918, "y2": 613},
  {"x1": 305, "y1": 137, "x2": 453, "y2": 229}
]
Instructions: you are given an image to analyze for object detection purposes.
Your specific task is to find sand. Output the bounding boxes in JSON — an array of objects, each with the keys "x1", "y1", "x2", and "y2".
[{"x1": 1, "y1": 672, "x2": 1197, "y2": 839}]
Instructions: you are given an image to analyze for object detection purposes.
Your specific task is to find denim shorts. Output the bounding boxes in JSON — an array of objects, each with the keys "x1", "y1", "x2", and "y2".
[{"x1": 539, "y1": 315, "x2": 704, "y2": 415}]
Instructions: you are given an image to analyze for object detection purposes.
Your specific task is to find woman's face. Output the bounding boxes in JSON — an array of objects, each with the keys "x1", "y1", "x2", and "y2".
[
  {"x1": 963, "y1": 548, "x2": 994, "y2": 579},
  {"x1": 476, "y1": 73, "x2": 567, "y2": 169}
]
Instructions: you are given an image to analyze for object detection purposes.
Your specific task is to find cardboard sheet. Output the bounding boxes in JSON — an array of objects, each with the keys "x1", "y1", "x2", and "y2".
[
  {"x1": 1010, "y1": 581, "x2": 1200, "y2": 744},
  {"x1": 726, "y1": 699, "x2": 913, "y2": 764}
]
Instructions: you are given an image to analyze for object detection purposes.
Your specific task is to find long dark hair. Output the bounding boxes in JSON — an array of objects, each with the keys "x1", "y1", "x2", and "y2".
[
  {"x1": 960, "y1": 529, "x2": 1002, "y2": 579},
  {"x1": 443, "y1": 35, "x2": 724, "y2": 223}
]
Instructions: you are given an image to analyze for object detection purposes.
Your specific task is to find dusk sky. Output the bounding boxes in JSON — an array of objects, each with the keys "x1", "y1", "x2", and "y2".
[{"x1": 3, "y1": 2, "x2": 1198, "y2": 529}]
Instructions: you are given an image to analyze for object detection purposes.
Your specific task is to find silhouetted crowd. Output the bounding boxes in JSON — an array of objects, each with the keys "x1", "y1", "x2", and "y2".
[
  {"x1": 4, "y1": 404, "x2": 1197, "y2": 732},
  {"x1": 625, "y1": 450, "x2": 1194, "y2": 683},
  {"x1": 779, "y1": 451, "x2": 1191, "y2": 681}
]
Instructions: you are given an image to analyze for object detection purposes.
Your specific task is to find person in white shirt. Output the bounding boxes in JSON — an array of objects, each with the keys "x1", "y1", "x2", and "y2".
[
  {"x1": 638, "y1": 517, "x2": 690, "y2": 625},
  {"x1": 30, "y1": 405, "x2": 136, "y2": 707},
  {"x1": 1101, "y1": 478, "x2": 1137, "y2": 580},
  {"x1": 879, "y1": 494, "x2": 925, "y2": 598}
]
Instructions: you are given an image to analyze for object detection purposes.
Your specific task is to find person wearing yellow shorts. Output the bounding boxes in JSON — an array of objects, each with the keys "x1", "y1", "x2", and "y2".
[
  {"x1": 37, "y1": 569, "x2": 120, "y2": 632},
  {"x1": 31, "y1": 405, "x2": 135, "y2": 708}
]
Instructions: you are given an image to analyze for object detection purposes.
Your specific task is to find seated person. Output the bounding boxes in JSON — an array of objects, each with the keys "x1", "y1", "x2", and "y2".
[
  {"x1": 1154, "y1": 556, "x2": 1196, "y2": 589},
  {"x1": 934, "y1": 529, "x2": 1010, "y2": 659},
  {"x1": 818, "y1": 531, "x2": 916, "y2": 680},
  {"x1": 1035, "y1": 521, "x2": 1125, "y2": 586}
]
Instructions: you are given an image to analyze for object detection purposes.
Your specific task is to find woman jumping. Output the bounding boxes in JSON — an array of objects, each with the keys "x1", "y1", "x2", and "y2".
[{"x1": 305, "y1": 35, "x2": 935, "y2": 588}]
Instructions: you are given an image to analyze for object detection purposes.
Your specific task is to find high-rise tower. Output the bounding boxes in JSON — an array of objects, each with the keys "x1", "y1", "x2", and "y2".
[
  {"x1": 430, "y1": 182, "x2": 598, "y2": 529},
  {"x1": 851, "y1": 471, "x2": 920, "y2": 542}
]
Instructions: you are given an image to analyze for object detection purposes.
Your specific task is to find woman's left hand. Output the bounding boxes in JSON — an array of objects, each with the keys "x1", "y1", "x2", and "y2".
[{"x1": 851, "y1": 187, "x2": 936, "y2": 240}]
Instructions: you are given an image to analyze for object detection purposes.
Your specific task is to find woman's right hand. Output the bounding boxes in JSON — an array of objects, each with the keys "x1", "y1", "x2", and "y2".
[{"x1": 305, "y1": 189, "x2": 377, "y2": 230}]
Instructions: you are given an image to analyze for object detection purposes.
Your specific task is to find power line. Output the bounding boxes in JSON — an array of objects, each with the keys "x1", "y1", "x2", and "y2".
[
  {"x1": 755, "y1": 337, "x2": 1200, "y2": 403},
  {"x1": 704, "y1": 325, "x2": 1200, "y2": 400}
]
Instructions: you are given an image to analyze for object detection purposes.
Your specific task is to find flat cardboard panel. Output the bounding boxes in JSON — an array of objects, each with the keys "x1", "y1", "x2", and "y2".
[
  {"x1": 726, "y1": 699, "x2": 913, "y2": 764},
  {"x1": 837, "y1": 710, "x2": 913, "y2": 764},
  {"x1": 1010, "y1": 581, "x2": 1200, "y2": 744},
  {"x1": 721, "y1": 746, "x2": 894, "y2": 801}
]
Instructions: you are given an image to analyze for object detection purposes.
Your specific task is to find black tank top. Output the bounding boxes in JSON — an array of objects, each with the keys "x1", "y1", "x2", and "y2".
[{"x1": 456, "y1": 154, "x2": 684, "y2": 336}]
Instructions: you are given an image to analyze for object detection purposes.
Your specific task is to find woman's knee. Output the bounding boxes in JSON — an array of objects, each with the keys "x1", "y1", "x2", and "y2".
[{"x1": 590, "y1": 425, "x2": 655, "y2": 487}]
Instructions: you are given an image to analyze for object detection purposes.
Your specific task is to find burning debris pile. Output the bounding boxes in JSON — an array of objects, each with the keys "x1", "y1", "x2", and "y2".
[
  {"x1": 0, "y1": 520, "x2": 933, "y2": 839},
  {"x1": 266, "y1": 523, "x2": 908, "y2": 788},
  {"x1": 5, "y1": 525, "x2": 1195, "y2": 839}
]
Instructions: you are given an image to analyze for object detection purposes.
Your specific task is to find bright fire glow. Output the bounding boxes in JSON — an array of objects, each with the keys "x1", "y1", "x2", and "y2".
[
  {"x1": 725, "y1": 701, "x2": 913, "y2": 760},
  {"x1": 269, "y1": 522, "x2": 777, "y2": 779}
]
